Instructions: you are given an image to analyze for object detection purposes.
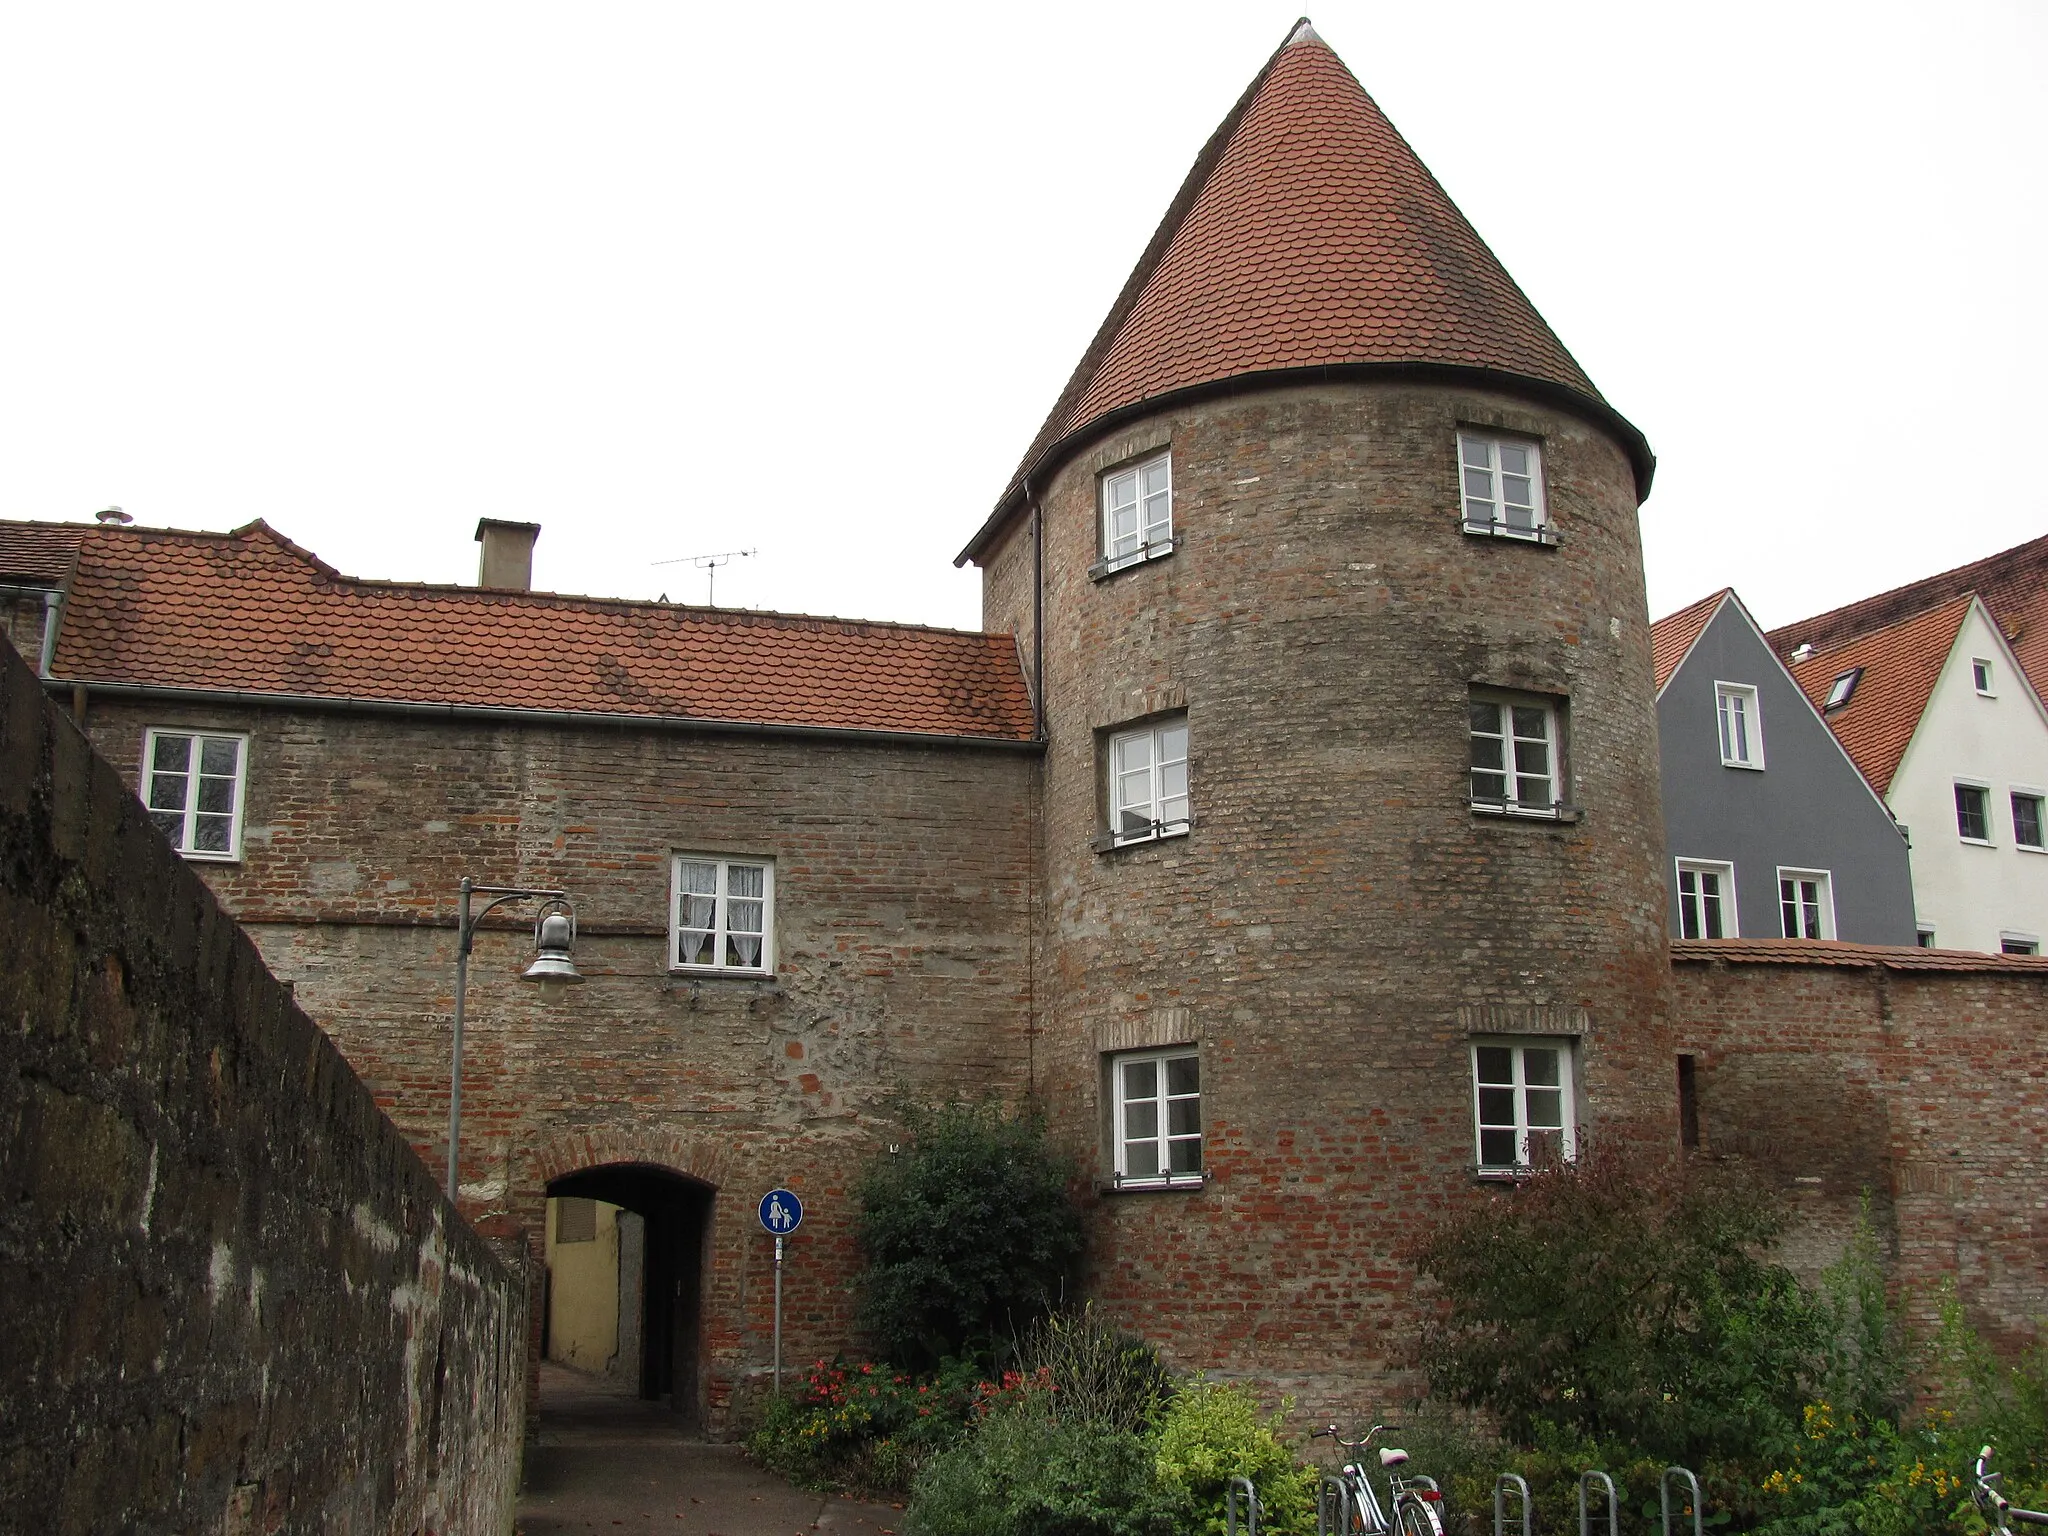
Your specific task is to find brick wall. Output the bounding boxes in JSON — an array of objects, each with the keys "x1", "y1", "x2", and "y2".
[
  {"x1": 978, "y1": 380, "x2": 1679, "y2": 1420},
  {"x1": 0, "y1": 638, "x2": 526, "y2": 1534},
  {"x1": 68, "y1": 692, "x2": 1040, "y2": 1431},
  {"x1": 1672, "y1": 952, "x2": 2048, "y2": 1353},
  {"x1": 1, "y1": 590, "x2": 51, "y2": 670}
]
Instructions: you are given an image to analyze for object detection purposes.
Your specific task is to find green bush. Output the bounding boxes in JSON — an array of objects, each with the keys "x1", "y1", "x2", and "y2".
[
  {"x1": 1017, "y1": 1306, "x2": 1174, "y2": 1433},
  {"x1": 905, "y1": 1402, "x2": 1191, "y2": 1536},
  {"x1": 1154, "y1": 1382, "x2": 1318, "y2": 1536},
  {"x1": 1415, "y1": 1145, "x2": 1828, "y2": 1469},
  {"x1": 855, "y1": 1100, "x2": 1085, "y2": 1370}
]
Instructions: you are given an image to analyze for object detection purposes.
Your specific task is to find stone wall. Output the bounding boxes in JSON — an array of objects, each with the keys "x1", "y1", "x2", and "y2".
[
  {"x1": 1671, "y1": 950, "x2": 2048, "y2": 1352},
  {"x1": 0, "y1": 638, "x2": 526, "y2": 1535}
]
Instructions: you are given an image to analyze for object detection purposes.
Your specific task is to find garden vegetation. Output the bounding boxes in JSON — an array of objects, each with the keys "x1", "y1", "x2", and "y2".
[{"x1": 748, "y1": 1110, "x2": 2045, "y2": 1534}]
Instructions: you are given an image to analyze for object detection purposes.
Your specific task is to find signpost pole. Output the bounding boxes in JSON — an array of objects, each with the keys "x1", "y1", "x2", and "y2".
[{"x1": 758, "y1": 1188, "x2": 802, "y2": 1398}]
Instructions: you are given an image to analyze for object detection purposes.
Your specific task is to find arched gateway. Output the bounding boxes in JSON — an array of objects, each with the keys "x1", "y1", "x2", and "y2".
[{"x1": 527, "y1": 1131, "x2": 730, "y2": 1432}]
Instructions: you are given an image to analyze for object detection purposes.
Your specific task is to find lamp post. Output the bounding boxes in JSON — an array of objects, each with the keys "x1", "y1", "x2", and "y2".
[{"x1": 448, "y1": 878, "x2": 583, "y2": 1202}]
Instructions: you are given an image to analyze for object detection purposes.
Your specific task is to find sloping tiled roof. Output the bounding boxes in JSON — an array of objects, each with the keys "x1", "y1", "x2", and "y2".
[
  {"x1": 1767, "y1": 533, "x2": 2048, "y2": 699},
  {"x1": 958, "y1": 19, "x2": 1652, "y2": 565},
  {"x1": 1650, "y1": 589, "x2": 1730, "y2": 692},
  {"x1": 1671, "y1": 937, "x2": 2048, "y2": 974},
  {"x1": 1784, "y1": 594, "x2": 1973, "y2": 795},
  {"x1": 0, "y1": 523, "x2": 83, "y2": 585},
  {"x1": 29, "y1": 520, "x2": 1037, "y2": 741}
]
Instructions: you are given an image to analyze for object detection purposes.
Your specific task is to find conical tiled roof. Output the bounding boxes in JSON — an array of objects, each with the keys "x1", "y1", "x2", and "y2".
[{"x1": 960, "y1": 19, "x2": 1651, "y2": 564}]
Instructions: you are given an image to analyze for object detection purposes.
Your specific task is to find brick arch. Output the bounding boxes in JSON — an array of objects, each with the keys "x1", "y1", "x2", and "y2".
[{"x1": 527, "y1": 1126, "x2": 735, "y2": 1192}]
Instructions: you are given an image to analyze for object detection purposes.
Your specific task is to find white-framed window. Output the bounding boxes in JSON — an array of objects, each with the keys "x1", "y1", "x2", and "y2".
[
  {"x1": 1955, "y1": 782, "x2": 1993, "y2": 844},
  {"x1": 1106, "y1": 717, "x2": 1190, "y2": 846},
  {"x1": 1098, "y1": 451, "x2": 1173, "y2": 574},
  {"x1": 2000, "y1": 934, "x2": 2040, "y2": 957},
  {"x1": 1457, "y1": 431, "x2": 1549, "y2": 541},
  {"x1": 1675, "y1": 859, "x2": 1737, "y2": 939},
  {"x1": 1469, "y1": 693, "x2": 1564, "y2": 817},
  {"x1": 1823, "y1": 668, "x2": 1860, "y2": 711},
  {"x1": 1916, "y1": 925, "x2": 1937, "y2": 949},
  {"x1": 1972, "y1": 658, "x2": 1995, "y2": 695},
  {"x1": 1715, "y1": 683, "x2": 1764, "y2": 769},
  {"x1": 2011, "y1": 790, "x2": 2045, "y2": 851},
  {"x1": 1110, "y1": 1047, "x2": 1202, "y2": 1187},
  {"x1": 669, "y1": 855, "x2": 774, "y2": 973},
  {"x1": 141, "y1": 728, "x2": 248, "y2": 860},
  {"x1": 1471, "y1": 1038, "x2": 1577, "y2": 1173},
  {"x1": 1777, "y1": 868, "x2": 1835, "y2": 940}
]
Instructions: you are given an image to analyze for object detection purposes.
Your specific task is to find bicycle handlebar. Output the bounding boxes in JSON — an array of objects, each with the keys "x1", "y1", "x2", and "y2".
[
  {"x1": 1975, "y1": 1444, "x2": 2048, "y2": 1530},
  {"x1": 1313, "y1": 1423, "x2": 1398, "y2": 1453}
]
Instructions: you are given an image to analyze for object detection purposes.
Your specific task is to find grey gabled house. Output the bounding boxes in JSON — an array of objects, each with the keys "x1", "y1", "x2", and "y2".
[{"x1": 1651, "y1": 589, "x2": 1916, "y2": 944}]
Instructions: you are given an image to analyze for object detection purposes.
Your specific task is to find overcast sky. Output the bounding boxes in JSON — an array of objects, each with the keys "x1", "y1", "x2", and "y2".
[{"x1": 3, "y1": 2, "x2": 2042, "y2": 634}]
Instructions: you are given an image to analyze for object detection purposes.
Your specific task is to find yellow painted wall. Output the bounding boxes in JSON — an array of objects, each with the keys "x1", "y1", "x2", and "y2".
[{"x1": 543, "y1": 1198, "x2": 621, "y2": 1372}]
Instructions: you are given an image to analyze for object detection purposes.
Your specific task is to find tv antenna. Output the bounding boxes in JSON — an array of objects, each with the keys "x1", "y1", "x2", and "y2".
[{"x1": 652, "y1": 547, "x2": 756, "y2": 606}]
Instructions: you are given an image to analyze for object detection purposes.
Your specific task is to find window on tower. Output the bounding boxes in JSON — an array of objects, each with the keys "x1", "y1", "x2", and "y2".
[
  {"x1": 1100, "y1": 715, "x2": 1191, "y2": 848},
  {"x1": 1471, "y1": 1037, "x2": 1578, "y2": 1173},
  {"x1": 1094, "y1": 450, "x2": 1175, "y2": 576},
  {"x1": 1457, "y1": 431, "x2": 1554, "y2": 544},
  {"x1": 1468, "y1": 690, "x2": 1570, "y2": 819}
]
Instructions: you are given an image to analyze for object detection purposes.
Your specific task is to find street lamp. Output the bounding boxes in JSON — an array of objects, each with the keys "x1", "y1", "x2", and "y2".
[{"x1": 448, "y1": 878, "x2": 583, "y2": 1201}]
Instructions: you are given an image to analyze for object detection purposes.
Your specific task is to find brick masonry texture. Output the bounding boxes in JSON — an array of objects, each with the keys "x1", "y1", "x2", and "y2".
[
  {"x1": 979, "y1": 380, "x2": 1680, "y2": 1418},
  {"x1": 0, "y1": 638, "x2": 525, "y2": 1535},
  {"x1": 1672, "y1": 954, "x2": 2048, "y2": 1353},
  {"x1": 66, "y1": 691, "x2": 1039, "y2": 1434}
]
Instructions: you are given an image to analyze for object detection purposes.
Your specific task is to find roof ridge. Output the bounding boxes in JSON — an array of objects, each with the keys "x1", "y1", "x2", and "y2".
[
  {"x1": 39, "y1": 517, "x2": 1013, "y2": 643},
  {"x1": 1786, "y1": 589, "x2": 1976, "y2": 668},
  {"x1": 1768, "y1": 532, "x2": 2048, "y2": 650}
]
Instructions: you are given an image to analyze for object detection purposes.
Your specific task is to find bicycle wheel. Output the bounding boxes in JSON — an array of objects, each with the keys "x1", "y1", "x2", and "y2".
[{"x1": 1395, "y1": 1495, "x2": 1444, "y2": 1536}]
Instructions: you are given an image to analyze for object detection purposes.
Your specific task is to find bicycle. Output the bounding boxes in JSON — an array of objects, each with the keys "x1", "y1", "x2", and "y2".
[
  {"x1": 1974, "y1": 1444, "x2": 2048, "y2": 1533},
  {"x1": 1310, "y1": 1423, "x2": 1446, "y2": 1535}
]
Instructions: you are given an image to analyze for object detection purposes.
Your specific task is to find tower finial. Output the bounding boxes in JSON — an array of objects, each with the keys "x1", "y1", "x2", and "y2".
[{"x1": 1287, "y1": 17, "x2": 1321, "y2": 45}]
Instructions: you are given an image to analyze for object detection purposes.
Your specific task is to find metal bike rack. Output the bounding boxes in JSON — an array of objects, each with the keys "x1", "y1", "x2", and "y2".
[
  {"x1": 1317, "y1": 1474, "x2": 1349, "y2": 1536},
  {"x1": 1578, "y1": 1469, "x2": 1619, "y2": 1536},
  {"x1": 1661, "y1": 1466, "x2": 1704, "y2": 1536},
  {"x1": 1226, "y1": 1475, "x2": 1263, "y2": 1536},
  {"x1": 1493, "y1": 1472, "x2": 1532, "y2": 1536}
]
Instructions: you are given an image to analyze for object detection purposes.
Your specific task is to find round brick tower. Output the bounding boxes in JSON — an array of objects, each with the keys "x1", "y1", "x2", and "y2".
[{"x1": 963, "y1": 21, "x2": 1673, "y2": 1412}]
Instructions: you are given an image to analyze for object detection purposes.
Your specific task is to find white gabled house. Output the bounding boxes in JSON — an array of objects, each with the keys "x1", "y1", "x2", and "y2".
[{"x1": 1786, "y1": 593, "x2": 2048, "y2": 955}]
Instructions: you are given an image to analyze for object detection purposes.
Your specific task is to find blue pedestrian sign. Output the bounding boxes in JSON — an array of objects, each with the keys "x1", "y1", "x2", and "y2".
[{"x1": 759, "y1": 1188, "x2": 803, "y2": 1235}]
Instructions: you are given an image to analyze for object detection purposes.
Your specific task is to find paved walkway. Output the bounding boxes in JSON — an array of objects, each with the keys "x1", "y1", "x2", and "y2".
[{"x1": 516, "y1": 1364, "x2": 905, "y2": 1536}]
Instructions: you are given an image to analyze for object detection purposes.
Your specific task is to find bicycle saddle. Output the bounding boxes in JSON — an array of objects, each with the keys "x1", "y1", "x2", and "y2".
[{"x1": 1379, "y1": 1448, "x2": 1409, "y2": 1467}]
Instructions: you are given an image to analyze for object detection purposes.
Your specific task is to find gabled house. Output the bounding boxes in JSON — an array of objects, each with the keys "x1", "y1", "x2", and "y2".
[
  {"x1": 1780, "y1": 593, "x2": 2048, "y2": 955},
  {"x1": 1651, "y1": 589, "x2": 1914, "y2": 944}
]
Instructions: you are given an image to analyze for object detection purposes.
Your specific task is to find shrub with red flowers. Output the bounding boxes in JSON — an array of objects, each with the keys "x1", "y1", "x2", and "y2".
[{"x1": 748, "y1": 1355, "x2": 984, "y2": 1496}]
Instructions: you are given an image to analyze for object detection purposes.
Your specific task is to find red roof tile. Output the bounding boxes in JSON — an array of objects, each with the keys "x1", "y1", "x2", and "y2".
[
  {"x1": 1650, "y1": 589, "x2": 1730, "y2": 692},
  {"x1": 28, "y1": 520, "x2": 1037, "y2": 741},
  {"x1": 0, "y1": 523, "x2": 83, "y2": 584},
  {"x1": 959, "y1": 19, "x2": 1651, "y2": 564},
  {"x1": 1784, "y1": 594, "x2": 1974, "y2": 795},
  {"x1": 1768, "y1": 533, "x2": 2048, "y2": 699},
  {"x1": 1672, "y1": 937, "x2": 2048, "y2": 974}
]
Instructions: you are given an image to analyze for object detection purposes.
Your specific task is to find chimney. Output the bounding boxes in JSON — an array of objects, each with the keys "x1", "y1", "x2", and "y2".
[{"x1": 474, "y1": 519, "x2": 540, "y2": 591}]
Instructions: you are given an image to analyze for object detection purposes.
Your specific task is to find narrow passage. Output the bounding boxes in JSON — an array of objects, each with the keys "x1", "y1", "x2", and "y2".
[{"x1": 516, "y1": 1364, "x2": 902, "y2": 1536}]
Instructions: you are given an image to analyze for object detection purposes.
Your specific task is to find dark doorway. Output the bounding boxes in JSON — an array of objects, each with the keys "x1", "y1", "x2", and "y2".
[{"x1": 544, "y1": 1163, "x2": 713, "y2": 1429}]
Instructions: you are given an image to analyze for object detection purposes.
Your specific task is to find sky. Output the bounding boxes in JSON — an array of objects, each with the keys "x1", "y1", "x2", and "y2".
[{"x1": 2, "y1": 2, "x2": 2042, "y2": 634}]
